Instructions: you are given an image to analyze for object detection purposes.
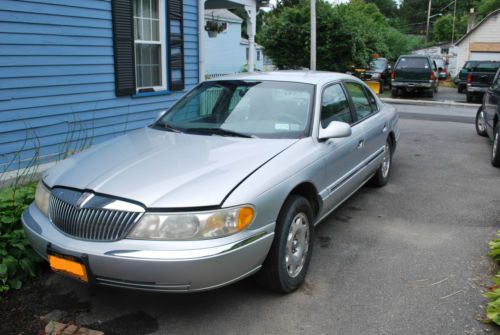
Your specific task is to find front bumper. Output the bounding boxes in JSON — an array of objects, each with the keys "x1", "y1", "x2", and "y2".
[{"x1": 22, "y1": 204, "x2": 275, "y2": 292}]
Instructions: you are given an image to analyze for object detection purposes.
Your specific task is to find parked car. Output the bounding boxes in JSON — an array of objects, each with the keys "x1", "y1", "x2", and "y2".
[
  {"x1": 466, "y1": 61, "x2": 500, "y2": 103},
  {"x1": 434, "y1": 58, "x2": 447, "y2": 80},
  {"x1": 475, "y1": 68, "x2": 500, "y2": 167},
  {"x1": 22, "y1": 72, "x2": 400, "y2": 293},
  {"x1": 391, "y1": 55, "x2": 438, "y2": 98},
  {"x1": 455, "y1": 60, "x2": 479, "y2": 93},
  {"x1": 358, "y1": 57, "x2": 392, "y2": 93}
]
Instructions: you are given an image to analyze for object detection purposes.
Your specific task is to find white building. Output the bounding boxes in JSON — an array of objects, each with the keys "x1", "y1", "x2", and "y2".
[{"x1": 455, "y1": 9, "x2": 500, "y2": 72}]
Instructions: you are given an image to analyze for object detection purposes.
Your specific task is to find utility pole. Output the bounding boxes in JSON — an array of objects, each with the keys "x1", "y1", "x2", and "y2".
[
  {"x1": 451, "y1": 0, "x2": 457, "y2": 43},
  {"x1": 425, "y1": 0, "x2": 432, "y2": 42},
  {"x1": 310, "y1": 0, "x2": 316, "y2": 71}
]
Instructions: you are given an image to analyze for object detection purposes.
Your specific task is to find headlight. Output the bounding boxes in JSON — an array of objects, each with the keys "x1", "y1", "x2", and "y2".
[
  {"x1": 35, "y1": 181, "x2": 50, "y2": 217},
  {"x1": 128, "y1": 206, "x2": 255, "y2": 240}
]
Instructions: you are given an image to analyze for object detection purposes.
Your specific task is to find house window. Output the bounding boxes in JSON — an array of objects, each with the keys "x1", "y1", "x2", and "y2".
[
  {"x1": 257, "y1": 50, "x2": 260, "y2": 61},
  {"x1": 246, "y1": 48, "x2": 249, "y2": 61},
  {"x1": 133, "y1": 0, "x2": 166, "y2": 91}
]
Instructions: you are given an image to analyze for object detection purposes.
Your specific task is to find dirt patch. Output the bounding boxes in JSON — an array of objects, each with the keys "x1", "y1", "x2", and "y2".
[
  {"x1": 0, "y1": 271, "x2": 91, "y2": 335},
  {"x1": 85, "y1": 311, "x2": 159, "y2": 335}
]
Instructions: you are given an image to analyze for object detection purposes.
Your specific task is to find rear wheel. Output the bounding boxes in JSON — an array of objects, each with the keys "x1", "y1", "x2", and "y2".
[
  {"x1": 492, "y1": 124, "x2": 500, "y2": 167},
  {"x1": 475, "y1": 107, "x2": 488, "y2": 137},
  {"x1": 427, "y1": 89, "x2": 434, "y2": 98},
  {"x1": 467, "y1": 93, "x2": 474, "y2": 103},
  {"x1": 391, "y1": 88, "x2": 398, "y2": 98},
  {"x1": 256, "y1": 195, "x2": 314, "y2": 293},
  {"x1": 458, "y1": 85, "x2": 464, "y2": 93}
]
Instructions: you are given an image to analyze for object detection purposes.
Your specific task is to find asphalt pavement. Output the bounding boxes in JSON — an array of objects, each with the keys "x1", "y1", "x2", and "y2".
[{"x1": 5, "y1": 103, "x2": 500, "y2": 335}]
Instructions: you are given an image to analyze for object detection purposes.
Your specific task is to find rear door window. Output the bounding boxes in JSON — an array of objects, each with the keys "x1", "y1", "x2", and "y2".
[
  {"x1": 396, "y1": 58, "x2": 430, "y2": 70},
  {"x1": 344, "y1": 82, "x2": 375, "y2": 121}
]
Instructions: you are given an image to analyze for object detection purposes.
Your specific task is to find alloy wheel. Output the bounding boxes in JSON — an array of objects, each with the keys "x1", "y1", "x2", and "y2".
[
  {"x1": 285, "y1": 212, "x2": 310, "y2": 278},
  {"x1": 381, "y1": 142, "x2": 391, "y2": 179}
]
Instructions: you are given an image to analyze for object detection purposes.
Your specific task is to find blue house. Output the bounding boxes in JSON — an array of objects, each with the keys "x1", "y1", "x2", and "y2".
[
  {"x1": 204, "y1": 9, "x2": 264, "y2": 76},
  {"x1": 0, "y1": 0, "x2": 264, "y2": 174}
]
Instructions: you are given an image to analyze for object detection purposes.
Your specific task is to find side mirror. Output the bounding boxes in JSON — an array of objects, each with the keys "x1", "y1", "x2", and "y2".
[
  {"x1": 319, "y1": 121, "x2": 352, "y2": 140},
  {"x1": 156, "y1": 109, "x2": 168, "y2": 121}
]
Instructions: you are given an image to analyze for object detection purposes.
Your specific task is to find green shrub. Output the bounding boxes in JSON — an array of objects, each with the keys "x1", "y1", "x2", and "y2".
[{"x1": 0, "y1": 182, "x2": 42, "y2": 296}]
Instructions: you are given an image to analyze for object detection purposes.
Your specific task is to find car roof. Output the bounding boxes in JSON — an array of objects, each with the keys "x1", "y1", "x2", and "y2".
[
  {"x1": 205, "y1": 71, "x2": 356, "y2": 85},
  {"x1": 398, "y1": 55, "x2": 430, "y2": 59}
]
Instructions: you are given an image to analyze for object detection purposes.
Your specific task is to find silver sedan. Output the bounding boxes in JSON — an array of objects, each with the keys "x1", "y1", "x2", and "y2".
[{"x1": 22, "y1": 71, "x2": 400, "y2": 293}]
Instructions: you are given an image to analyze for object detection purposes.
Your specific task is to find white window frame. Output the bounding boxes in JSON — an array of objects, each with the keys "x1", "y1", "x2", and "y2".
[{"x1": 133, "y1": 0, "x2": 167, "y2": 92}]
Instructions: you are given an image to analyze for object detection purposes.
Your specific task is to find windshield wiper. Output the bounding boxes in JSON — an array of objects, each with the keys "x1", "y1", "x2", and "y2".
[
  {"x1": 154, "y1": 121, "x2": 182, "y2": 133},
  {"x1": 185, "y1": 127, "x2": 254, "y2": 138}
]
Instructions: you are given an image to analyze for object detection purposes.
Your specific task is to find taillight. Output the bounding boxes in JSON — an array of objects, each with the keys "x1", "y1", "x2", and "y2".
[
  {"x1": 467, "y1": 73, "x2": 472, "y2": 83},
  {"x1": 430, "y1": 71, "x2": 435, "y2": 81},
  {"x1": 391, "y1": 71, "x2": 395, "y2": 79}
]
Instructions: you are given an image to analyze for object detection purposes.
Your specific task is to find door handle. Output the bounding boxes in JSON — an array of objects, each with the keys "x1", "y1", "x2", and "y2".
[{"x1": 357, "y1": 140, "x2": 364, "y2": 150}]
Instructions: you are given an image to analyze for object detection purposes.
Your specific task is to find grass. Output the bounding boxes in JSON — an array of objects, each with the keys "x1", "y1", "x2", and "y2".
[{"x1": 484, "y1": 231, "x2": 500, "y2": 325}]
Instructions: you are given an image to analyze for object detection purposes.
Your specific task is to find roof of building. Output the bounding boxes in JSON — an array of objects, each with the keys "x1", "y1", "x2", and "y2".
[
  {"x1": 204, "y1": 9, "x2": 243, "y2": 23},
  {"x1": 455, "y1": 9, "x2": 500, "y2": 46},
  {"x1": 205, "y1": 70, "x2": 357, "y2": 85}
]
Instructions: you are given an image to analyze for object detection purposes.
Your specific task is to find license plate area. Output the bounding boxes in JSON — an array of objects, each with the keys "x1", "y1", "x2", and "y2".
[{"x1": 48, "y1": 252, "x2": 88, "y2": 283}]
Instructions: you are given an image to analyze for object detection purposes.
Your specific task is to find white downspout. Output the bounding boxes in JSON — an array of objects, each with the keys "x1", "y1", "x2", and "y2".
[{"x1": 198, "y1": 0, "x2": 205, "y2": 82}]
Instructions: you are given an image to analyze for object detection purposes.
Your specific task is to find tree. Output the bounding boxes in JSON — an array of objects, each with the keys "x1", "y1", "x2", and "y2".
[
  {"x1": 477, "y1": 0, "x2": 500, "y2": 18},
  {"x1": 363, "y1": 0, "x2": 397, "y2": 17},
  {"x1": 258, "y1": 0, "x2": 423, "y2": 71},
  {"x1": 430, "y1": 13, "x2": 467, "y2": 42}
]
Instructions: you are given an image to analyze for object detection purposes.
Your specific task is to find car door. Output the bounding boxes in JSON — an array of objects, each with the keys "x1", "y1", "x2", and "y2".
[
  {"x1": 485, "y1": 70, "x2": 500, "y2": 138},
  {"x1": 343, "y1": 81, "x2": 387, "y2": 179},
  {"x1": 318, "y1": 82, "x2": 367, "y2": 212}
]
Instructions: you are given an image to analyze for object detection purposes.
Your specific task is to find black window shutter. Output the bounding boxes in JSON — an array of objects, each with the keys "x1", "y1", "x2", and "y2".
[
  {"x1": 168, "y1": 0, "x2": 185, "y2": 91},
  {"x1": 111, "y1": 0, "x2": 136, "y2": 96}
]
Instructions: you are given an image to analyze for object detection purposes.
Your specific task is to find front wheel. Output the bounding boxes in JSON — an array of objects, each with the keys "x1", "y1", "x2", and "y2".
[
  {"x1": 475, "y1": 107, "x2": 488, "y2": 137},
  {"x1": 492, "y1": 124, "x2": 500, "y2": 167},
  {"x1": 371, "y1": 138, "x2": 393, "y2": 187},
  {"x1": 256, "y1": 195, "x2": 314, "y2": 293}
]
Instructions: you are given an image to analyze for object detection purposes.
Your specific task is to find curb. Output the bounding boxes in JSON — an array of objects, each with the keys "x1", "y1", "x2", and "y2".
[{"x1": 381, "y1": 97, "x2": 481, "y2": 108}]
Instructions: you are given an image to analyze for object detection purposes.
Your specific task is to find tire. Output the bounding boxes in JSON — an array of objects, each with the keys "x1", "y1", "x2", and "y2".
[
  {"x1": 427, "y1": 89, "x2": 434, "y2": 98},
  {"x1": 379, "y1": 82, "x2": 384, "y2": 94},
  {"x1": 475, "y1": 107, "x2": 488, "y2": 137},
  {"x1": 256, "y1": 195, "x2": 314, "y2": 293},
  {"x1": 492, "y1": 123, "x2": 500, "y2": 167},
  {"x1": 467, "y1": 93, "x2": 474, "y2": 103},
  {"x1": 371, "y1": 138, "x2": 393, "y2": 187},
  {"x1": 458, "y1": 85, "x2": 464, "y2": 94},
  {"x1": 391, "y1": 88, "x2": 398, "y2": 98}
]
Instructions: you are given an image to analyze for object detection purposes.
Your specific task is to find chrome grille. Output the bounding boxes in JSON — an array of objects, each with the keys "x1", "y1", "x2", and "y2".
[{"x1": 48, "y1": 194, "x2": 142, "y2": 241}]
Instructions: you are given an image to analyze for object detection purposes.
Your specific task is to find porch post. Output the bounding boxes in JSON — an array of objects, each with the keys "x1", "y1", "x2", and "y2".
[
  {"x1": 245, "y1": 6, "x2": 256, "y2": 73},
  {"x1": 198, "y1": 0, "x2": 205, "y2": 81}
]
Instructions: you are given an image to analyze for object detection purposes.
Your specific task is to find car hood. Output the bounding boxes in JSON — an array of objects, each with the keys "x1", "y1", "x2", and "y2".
[{"x1": 44, "y1": 127, "x2": 297, "y2": 208}]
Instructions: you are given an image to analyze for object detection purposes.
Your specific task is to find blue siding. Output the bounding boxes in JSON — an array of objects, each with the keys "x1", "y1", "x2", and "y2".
[{"x1": 0, "y1": 0, "x2": 199, "y2": 171}]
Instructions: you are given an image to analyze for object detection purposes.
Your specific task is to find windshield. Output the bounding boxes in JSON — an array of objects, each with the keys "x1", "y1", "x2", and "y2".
[
  {"x1": 369, "y1": 59, "x2": 386, "y2": 71},
  {"x1": 156, "y1": 80, "x2": 315, "y2": 139}
]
